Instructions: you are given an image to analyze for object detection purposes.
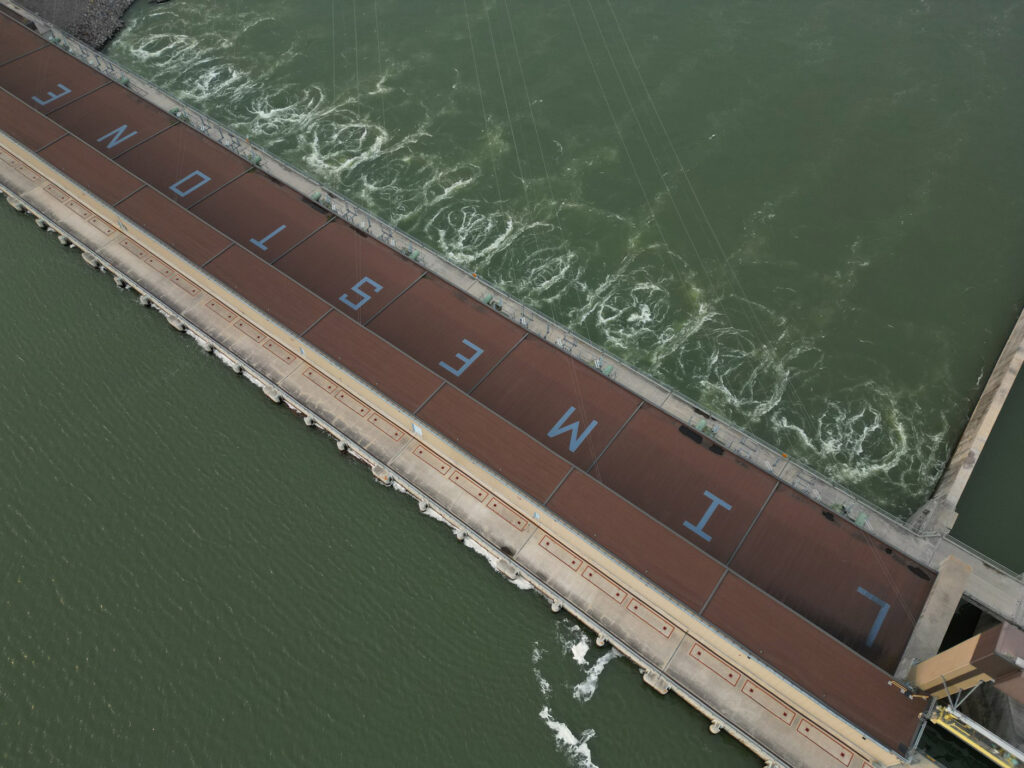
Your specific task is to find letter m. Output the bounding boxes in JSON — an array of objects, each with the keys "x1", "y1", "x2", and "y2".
[
  {"x1": 97, "y1": 124, "x2": 139, "y2": 150},
  {"x1": 547, "y1": 406, "x2": 597, "y2": 453}
]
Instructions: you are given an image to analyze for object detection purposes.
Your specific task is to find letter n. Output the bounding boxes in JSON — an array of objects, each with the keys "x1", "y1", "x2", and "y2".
[{"x1": 97, "y1": 124, "x2": 139, "y2": 150}]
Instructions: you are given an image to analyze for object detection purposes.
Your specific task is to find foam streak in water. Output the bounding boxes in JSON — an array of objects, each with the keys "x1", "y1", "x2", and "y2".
[
  {"x1": 572, "y1": 649, "x2": 621, "y2": 703},
  {"x1": 462, "y1": 537, "x2": 532, "y2": 591},
  {"x1": 539, "y1": 707, "x2": 599, "y2": 768}
]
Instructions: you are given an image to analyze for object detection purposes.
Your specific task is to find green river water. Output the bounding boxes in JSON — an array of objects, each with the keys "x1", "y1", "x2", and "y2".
[{"x1": 1, "y1": 1, "x2": 1022, "y2": 765}]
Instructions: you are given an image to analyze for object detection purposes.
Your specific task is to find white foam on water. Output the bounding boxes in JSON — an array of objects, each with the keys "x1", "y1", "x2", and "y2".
[
  {"x1": 531, "y1": 643, "x2": 544, "y2": 666},
  {"x1": 461, "y1": 538, "x2": 532, "y2": 591},
  {"x1": 108, "y1": 0, "x2": 957, "y2": 515},
  {"x1": 531, "y1": 644, "x2": 552, "y2": 698},
  {"x1": 538, "y1": 707, "x2": 600, "y2": 768},
  {"x1": 556, "y1": 623, "x2": 591, "y2": 668},
  {"x1": 417, "y1": 505, "x2": 447, "y2": 524},
  {"x1": 572, "y1": 649, "x2": 621, "y2": 703},
  {"x1": 569, "y1": 638, "x2": 589, "y2": 667}
]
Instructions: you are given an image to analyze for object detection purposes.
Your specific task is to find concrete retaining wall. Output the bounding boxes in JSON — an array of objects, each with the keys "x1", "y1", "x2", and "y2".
[{"x1": 910, "y1": 306, "x2": 1024, "y2": 534}]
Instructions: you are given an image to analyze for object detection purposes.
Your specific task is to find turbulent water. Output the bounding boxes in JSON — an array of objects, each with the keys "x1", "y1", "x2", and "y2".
[
  {"x1": 1, "y1": 1, "x2": 1021, "y2": 766},
  {"x1": 107, "y1": 0, "x2": 1023, "y2": 515}
]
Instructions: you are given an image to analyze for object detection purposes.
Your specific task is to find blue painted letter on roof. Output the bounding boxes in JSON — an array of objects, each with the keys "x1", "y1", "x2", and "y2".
[
  {"x1": 31, "y1": 83, "x2": 71, "y2": 107},
  {"x1": 249, "y1": 224, "x2": 287, "y2": 252},
  {"x1": 339, "y1": 276, "x2": 382, "y2": 311},
  {"x1": 97, "y1": 124, "x2": 138, "y2": 150},
  {"x1": 547, "y1": 406, "x2": 597, "y2": 453},
  {"x1": 439, "y1": 339, "x2": 483, "y2": 377},
  {"x1": 169, "y1": 170, "x2": 211, "y2": 198},
  {"x1": 856, "y1": 587, "x2": 890, "y2": 648},
  {"x1": 683, "y1": 491, "x2": 731, "y2": 543}
]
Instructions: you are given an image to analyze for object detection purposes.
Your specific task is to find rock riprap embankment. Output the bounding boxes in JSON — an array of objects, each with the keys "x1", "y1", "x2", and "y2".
[{"x1": 17, "y1": 0, "x2": 141, "y2": 49}]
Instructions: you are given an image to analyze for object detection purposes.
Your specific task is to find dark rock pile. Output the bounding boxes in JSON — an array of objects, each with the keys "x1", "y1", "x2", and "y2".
[{"x1": 17, "y1": 0, "x2": 140, "y2": 49}]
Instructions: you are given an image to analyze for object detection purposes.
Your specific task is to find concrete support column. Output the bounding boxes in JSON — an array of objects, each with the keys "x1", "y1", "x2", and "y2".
[
  {"x1": 910, "y1": 304, "x2": 1024, "y2": 534},
  {"x1": 896, "y1": 556, "x2": 973, "y2": 682}
]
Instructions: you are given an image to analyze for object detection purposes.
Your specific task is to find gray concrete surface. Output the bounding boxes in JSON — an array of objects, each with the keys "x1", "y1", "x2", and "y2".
[
  {"x1": 909, "y1": 304, "x2": 1024, "y2": 534},
  {"x1": 896, "y1": 556, "x2": 973, "y2": 681}
]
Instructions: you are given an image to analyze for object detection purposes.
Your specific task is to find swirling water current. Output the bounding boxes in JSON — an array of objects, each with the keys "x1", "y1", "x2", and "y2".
[{"x1": 1, "y1": 1, "x2": 1021, "y2": 765}]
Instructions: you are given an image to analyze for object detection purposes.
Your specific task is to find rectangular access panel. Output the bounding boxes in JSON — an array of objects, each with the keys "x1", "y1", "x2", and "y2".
[
  {"x1": 117, "y1": 187, "x2": 231, "y2": 267},
  {"x1": 275, "y1": 221, "x2": 424, "y2": 323},
  {"x1": 204, "y1": 246, "x2": 330, "y2": 334},
  {"x1": 416, "y1": 384, "x2": 571, "y2": 503},
  {"x1": 590, "y1": 405, "x2": 777, "y2": 563},
  {"x1": 0, "y1": 88, "x2": 66, "y2": 150},
  {"x1": 49, "y1": 82, "x2": 175, "y2": 158},
  {"x1": 0, "y1": 45, "x2": 107, "y2": 114},
  {"x1": 39, "y1": 135, "x2": 143, "y2": 205},
  {"x1": 703, "y1": 573, "x2": 926, "y2": 755},
  {"x1": 367, "y1": 274, "x2": 525, "y2": 391},
  {"x1": 548, "y1": 471, "x2": 725, "y2": 612},
  {"x1": 189, "y1": 171, "x2": 330, "y2": 263},
  {"x1": 116, "y1": 123, "x2": 249, "y2": 207},
  {"x1": 0, "y1": 13, "x2": 45, "y2": 65},
  {"x1": 728, "y1": 486, "x2": 934, "y2": 672},
  {"x1": 303, "y1": 310, "x2": 443, "y2": 413},
  {"x1": 472, "y1": 336, "x2": 641, "y2": 470}
]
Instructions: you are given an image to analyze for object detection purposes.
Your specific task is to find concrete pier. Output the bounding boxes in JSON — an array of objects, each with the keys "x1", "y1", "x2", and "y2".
[
  {"x1": 909, "y1": 304, "x2": 1024, "y2": 534},
  {"x1": 895, "y1": 556, "x2": 973, "y2": 681}
]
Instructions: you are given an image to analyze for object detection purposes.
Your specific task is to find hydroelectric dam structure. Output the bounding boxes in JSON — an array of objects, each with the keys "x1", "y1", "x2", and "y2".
[{"x1": 2, "y1": 3, "x2": 1023, "y2": 766}]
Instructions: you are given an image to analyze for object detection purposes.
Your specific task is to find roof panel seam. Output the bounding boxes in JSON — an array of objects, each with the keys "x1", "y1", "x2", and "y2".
[
  {"x1": 583, "y1": 400, "x2": 644, "y2": 474},
  {"x1": 362, "y1": 271, "x2": 427, "y2": 325},
  {"x1": 298, "y1": 307, "x2": 334, "y2": 338},
  {"x1": 185, "y1": 166, "x2": 253, "y2": 210},
  {"x1": 466, "y1": 331, "x2": 529, "y2": 395},
  {"x1": 112, "y1": 181, "x2": 147, "y2": 207},
  {"x1": 414, "y1": 380, "x2": 449, "y2": 416},
  {"x1": 725, "y1": 479, "x2": 781, "y2": 567},
  {"x1": 543, "y1": 467, "x2": 575, "y2": 506},
  {"x1": 109, "y1": 120, "x2": 178, "y2": 160},
  {"x1": 0, "y1": 40, "x2": 46, "y2": 68},
  {"x1": 33, "y1": 128, "x2": 68, "y2": 153},
  {"x1": 268, "y1": 215, "x2": 338, "y2": 266},
  {"x1": 109, "y1": 115, "x2": 183, "y2": 158},
  {"x1": 699, "y1": 569, "x2": 730, "y2": 616}
]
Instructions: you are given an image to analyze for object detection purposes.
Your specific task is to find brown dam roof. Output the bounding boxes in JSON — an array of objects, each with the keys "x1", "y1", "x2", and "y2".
[
  {"x1": 48, "y1": 82, "x2": 175, "y2": 158},
  {"x1": 0, "y1": 45, "x2": 106, "y2": 112},
  {"x1": 368, "y1": 274, "x2": 527, "y2": 392},
  {"x1": 0, "y1": 12, "x2": 932, "y2": 754},
  {"x1": 471, "y1": 335, "x2": 643, "y2": 470},
  {"x1": 589, "y1": 403, "x2": 778, "y2": 563},
  {"x1": 38, "y1": 134, "x2": 143, "y2": 204},
  {"x1": 0, "y1": 88, "x2": 65, "y2": 149},
  {"x1": 116, "y1": 123, "x2": 249, "y2": 206},
  {"x1": 275, "y1": 220, "x2": 425, "y2": 324},
  {"x1": 190, "y1": 171, "x2": 331, "y2": 262},
  {"x1": 116, "y1": 187, "x2": 232, "y2": 268},
  {"x1": 0, "y1": 14, "x2": 44, "y2": 65},
  {"x1": 303, "y1": 310, "x2": 443, "y2": 413}
]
